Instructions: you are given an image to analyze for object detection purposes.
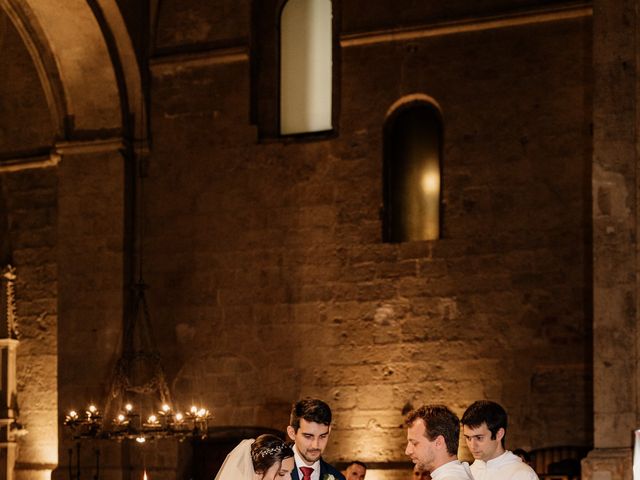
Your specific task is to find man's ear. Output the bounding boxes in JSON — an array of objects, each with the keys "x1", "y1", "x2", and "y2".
[
  {"x1": 435, "y1": 435, "x2": 444, "y2": 449},
  {"x1": 287, "y1": 425, "x2": 296, "y2": 442},
  {"x1": 496, "y1": 427, "x2": 505, "y2": 442}
]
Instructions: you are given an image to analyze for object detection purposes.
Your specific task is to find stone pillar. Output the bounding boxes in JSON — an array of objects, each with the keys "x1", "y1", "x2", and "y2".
[
  {"x1": 0, "y1": 338, "x2": 18, "y2": 480},
  {"x1": 584, "y1": 1, "x2": 638, "y2": 479},
  {"x1": 0, "y1": 267, "x2": 19, "y2": 480},
  {"x1": 53, "y1": 138, "x2": 131, "y2": 480}
]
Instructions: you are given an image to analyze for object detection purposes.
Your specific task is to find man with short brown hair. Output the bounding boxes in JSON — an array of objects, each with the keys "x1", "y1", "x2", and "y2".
[{"x1": 405, "y1": 404, "x2": 473, "y2": 480}]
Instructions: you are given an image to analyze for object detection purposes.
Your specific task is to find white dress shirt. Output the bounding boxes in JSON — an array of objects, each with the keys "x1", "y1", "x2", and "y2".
[
  {"x1": 293, "y1": 445, "x2": 321, "y2": 480},
  {"x1": 431, "y1": 459, "x2": 474, "y2": 480},
  {"x1": 470, "y1": 451, "x2": 539, "y2": 480}
]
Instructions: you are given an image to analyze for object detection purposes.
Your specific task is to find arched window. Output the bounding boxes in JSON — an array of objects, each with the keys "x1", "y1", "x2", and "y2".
[
  {"x1": 383, "y1": 98, "x2": 443, "y2": 242},
  {"x1": 279, "y1": 0, "x2": 333, "y2": 135}
]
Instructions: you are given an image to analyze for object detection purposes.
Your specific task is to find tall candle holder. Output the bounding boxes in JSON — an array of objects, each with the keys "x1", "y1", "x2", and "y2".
[{"x1": 63, "y1": 282, "x2": 211, "y2": 443}]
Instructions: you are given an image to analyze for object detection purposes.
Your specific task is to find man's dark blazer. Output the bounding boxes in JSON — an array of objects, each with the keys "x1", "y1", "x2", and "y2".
[{"x1": 292, "y1": 459, "x2": 346, "y2": 480}]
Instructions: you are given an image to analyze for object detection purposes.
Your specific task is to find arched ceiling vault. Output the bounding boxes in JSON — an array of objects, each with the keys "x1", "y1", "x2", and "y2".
[{"x1": 0, "y1": 0, "x2": 144, "y2": 143}]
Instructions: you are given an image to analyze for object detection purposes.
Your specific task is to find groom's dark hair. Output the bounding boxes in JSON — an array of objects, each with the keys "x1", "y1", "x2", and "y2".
[{"x1": 289, "y1": 398, "x2": 332, "y2": 431}]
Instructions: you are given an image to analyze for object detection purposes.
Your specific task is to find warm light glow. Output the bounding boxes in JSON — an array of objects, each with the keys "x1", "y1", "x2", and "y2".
[
  {"x1": 357, "y1": 470, "x2": 393, "y2": 480},
  {"x1": 65, "y1": 399, "x2": 211, "y2": 439},
  {"x1": 19, "y1": 469, "x2": 53, "y2": 480},
  {"x1": 633, "y1": 429, "x2": 640, "y2": 480},
  {"x1": 420, "y1": 170, "x2": 439, "y2": 194},
  {"x1": 384, "y1": 100, "x2": 441, "y2": 242},
  {"x1": 280, "y1": 0, "x2": 333, "y2": 134},
  {"x1": 40, "y1": 443, "x2": 58, "y2": 467},
  {"x1": 417, "y1": 161, "x2": 440, "y2": 240},
  {"x1": 143, "y1": 470, "x2": 148, "y2": 480}
]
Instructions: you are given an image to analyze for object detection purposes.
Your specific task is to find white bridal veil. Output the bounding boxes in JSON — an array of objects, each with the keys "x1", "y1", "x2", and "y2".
[{"x1": 214, "y1": 439, "x2": 256, "y2": 480}]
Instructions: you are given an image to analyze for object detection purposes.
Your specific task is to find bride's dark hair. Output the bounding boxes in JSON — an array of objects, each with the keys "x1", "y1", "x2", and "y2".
[{"x1": 251, "y1": 434, "x2": 294, "y2": 474}]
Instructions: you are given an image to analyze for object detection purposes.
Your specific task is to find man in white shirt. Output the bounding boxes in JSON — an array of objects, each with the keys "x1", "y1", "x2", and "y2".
[
  {"x1": 405, "y1": 404, "x2": 473, "y2": 480},
  {"x1": 461, "y1": 401, "x2": 539, "y2": 480}
]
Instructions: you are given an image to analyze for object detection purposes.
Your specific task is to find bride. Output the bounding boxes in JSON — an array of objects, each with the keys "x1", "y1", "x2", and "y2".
[{"x1": 214, "y1": 434, "x2": 295, "y2": 480}]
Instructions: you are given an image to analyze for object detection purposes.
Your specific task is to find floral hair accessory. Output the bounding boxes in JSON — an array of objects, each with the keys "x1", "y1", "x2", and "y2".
[{"x1": 251, "y1": 442, "x2": 287, "y2": 461}]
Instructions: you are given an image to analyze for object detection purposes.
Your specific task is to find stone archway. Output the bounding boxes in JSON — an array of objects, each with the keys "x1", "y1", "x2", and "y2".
[
  {"x1": 0, "y1": 1, "x2": 142, "y2": 478},
  {"x1": 0, "y1": 0, "x2": 144, "y2": 140}
]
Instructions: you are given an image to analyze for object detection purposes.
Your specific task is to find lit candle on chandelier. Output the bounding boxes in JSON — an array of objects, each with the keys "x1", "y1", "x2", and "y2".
[{"x1": 143, "y1": 470, "x2": 148, "y2": 480}]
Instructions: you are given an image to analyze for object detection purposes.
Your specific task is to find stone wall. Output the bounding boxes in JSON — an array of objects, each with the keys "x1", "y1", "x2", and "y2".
[
  {"x1": 145, "y1": 1, "x2": 594, "y2": 465},
  {"x1": 0, "y1": 1, "x2": 597, "y2": 478},
  {"x1": 0, "y1": 8, "x2": 60, "y2": 477},
  {"x1": 1, "y1": 1, "x2": 137, "y2": 478},
  {"x1": 0, "y1": 10, "x2": 54, "y2": 154},
  {"x1": 54, "y1": 146, "x2": 130, "y2": 480},
  {"x1": 3, "y1": 168, "x2": 59, "y2": 478},
  {"x1": 583, "y1": 0, "x2": 639, "y2": 479}
]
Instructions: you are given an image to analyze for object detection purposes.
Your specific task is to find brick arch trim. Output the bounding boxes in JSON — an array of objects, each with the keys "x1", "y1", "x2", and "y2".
[{"x1": 385, "y1": 93, "x2": 443, "y2": 119}]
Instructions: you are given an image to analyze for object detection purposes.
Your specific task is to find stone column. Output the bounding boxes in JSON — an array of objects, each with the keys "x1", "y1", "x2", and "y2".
[
  {"x1": 0, "y1": 267, "x2": 19, "y2": 480},
  {"x1": 53, "y1": 138, "x2": 132, "y2": 480},
  {"x1": 583, "y1": 1, "x2": 639, "y2": 479},
  {"x1": 0, "y1": 339, "x2": 18, "y2": 480}
]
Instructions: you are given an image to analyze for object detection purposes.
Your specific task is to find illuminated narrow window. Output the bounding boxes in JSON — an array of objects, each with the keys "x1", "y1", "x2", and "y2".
[
  {"x1": 383, "y1": 100, "x2": 442, "y2": 242},
  {"x1": 280, "y1": 0, "x2": 332, "y2": 135}
]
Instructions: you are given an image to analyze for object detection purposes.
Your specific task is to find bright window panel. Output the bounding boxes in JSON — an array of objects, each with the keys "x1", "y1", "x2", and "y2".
[{"x1": 280, "y1": 0, "x2": 332, "y2": 135}]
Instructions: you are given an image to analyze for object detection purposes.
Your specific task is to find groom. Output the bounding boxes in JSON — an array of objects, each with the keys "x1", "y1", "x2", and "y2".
[{"x1": 287, "y1": 398, "x2": 346, "y2": 480}]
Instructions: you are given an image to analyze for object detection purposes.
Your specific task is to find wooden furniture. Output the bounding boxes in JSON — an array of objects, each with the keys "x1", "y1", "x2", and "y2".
[{"x1": 530, "y1": 446, "x2": 591, "y2": 480}]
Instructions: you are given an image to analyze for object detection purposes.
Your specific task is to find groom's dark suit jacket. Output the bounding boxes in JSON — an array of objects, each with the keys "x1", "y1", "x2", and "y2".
[{"x1": 292, "y1": 459, "x2": 346, "y2": 480}]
